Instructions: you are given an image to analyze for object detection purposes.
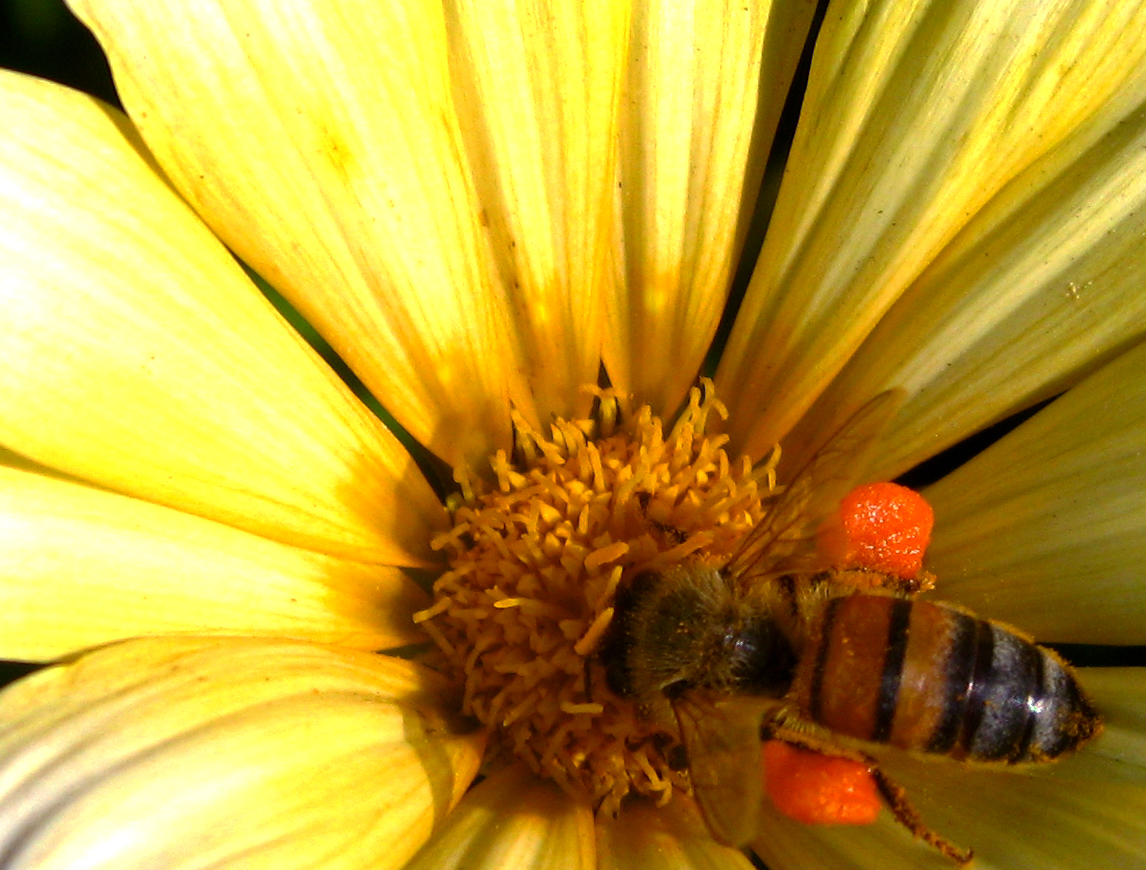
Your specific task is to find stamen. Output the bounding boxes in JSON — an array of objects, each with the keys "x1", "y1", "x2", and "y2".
[
  {"x1": 561, "y1": 701, "x2": 606, "y2": 715},
  {"x1": 573, "y1": 608, "x2": 615, "y2": 656}
]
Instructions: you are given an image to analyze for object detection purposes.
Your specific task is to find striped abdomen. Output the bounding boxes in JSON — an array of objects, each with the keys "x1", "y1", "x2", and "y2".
[{"x1": 793, "y1": 595, "x2": 1101, "y2": 762}]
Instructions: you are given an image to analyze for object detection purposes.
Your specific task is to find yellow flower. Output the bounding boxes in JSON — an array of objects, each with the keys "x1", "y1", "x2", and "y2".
[{"x1": 2, "y1": 1, "x2": 1146, "y2": 869}]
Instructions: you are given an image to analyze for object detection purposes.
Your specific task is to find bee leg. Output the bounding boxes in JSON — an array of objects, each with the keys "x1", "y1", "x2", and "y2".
[
  {"x1": 761, "y1": 724, "x2": 973, "y2": 867},
  {"x1": 880, "y1": 569, "x2": 936, "y2": 596},
  {"x1": 869, "y1": 767, "x2": 973, "y2": 867}
]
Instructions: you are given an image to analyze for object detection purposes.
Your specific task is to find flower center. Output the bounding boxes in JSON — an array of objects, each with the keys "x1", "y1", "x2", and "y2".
[{"x1": 414, "y1": 382, "x2": 778, "y2": 814}]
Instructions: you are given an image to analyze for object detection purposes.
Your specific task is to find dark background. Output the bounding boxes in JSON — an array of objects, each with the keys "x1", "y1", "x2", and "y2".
[{"x1": 1, "y1": 0, "x2": 116, "y2": 103}]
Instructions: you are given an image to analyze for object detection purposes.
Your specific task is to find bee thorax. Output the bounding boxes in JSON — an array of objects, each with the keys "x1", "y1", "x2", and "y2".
[{"x1": 602, "y1": 565, "x2": 797, "y2": 701}]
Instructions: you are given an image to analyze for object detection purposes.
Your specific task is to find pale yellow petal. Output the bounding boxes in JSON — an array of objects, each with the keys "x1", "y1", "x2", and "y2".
[
  {"x1": 447, "y1": 0, "x2": 628, "y2": 424},
  {"x1": 68, "y1": 0, "x2": 526, "y2": 464},
  {"x1": 872, "y1": 698, "x2": 1146, "y2": 870},
  {"x1": 923, "y1": 340, "x2": 1146, "y2": 644},
  {"x1": 751, "y1": 807, "x2": 953, "y2": 870},
  {"x1": 750, "y1": 669, "x2": 1146, "y2": 869},
  {"x1": 605, "y1": 0, "x2": 812, "y2": 417},
  {"x1": 754, "y1": 678, "x2": 1146, "y2": 870},
  {"x1": 0, "y1": 70, "x2": 446, "y2": 565},
  {"x1": 406, "y1": 764, "x2": 595, "y2": 870},
  {"x1": 597, "y1": 793, "x2": 755, "y2": 870},
  {"x1": 1066, "y1": 668, "x2": 1146, "y2": 786},
  {"x1": 0, "y1": 465, "x2": 430, "y2": 661},
  {"x1": 717, "y1": 0, "x2": 1146, "y2": 460},
  {"x1": 0, "y1": 638, "x2": 485, "y2": 870},
  {"x1": 782, "y1": 86, "x2": 1146, "y2": 477}
]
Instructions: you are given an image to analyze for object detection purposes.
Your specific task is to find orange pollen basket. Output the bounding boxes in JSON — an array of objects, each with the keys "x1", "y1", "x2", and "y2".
[
  {"x1": 762, "y1": 740, "x2": 881, "y2": 825},
  {"x1": 831, "y1": 481, "x2": 934, "y2": 579}
]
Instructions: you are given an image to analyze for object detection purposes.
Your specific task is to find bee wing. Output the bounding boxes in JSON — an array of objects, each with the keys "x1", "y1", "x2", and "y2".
[
  {"x1": 671, "y1": 690, "x2": 772, "y2": 848},
  {"x1": 725, "y1": 389, "x2": 906, "y2": 587}
]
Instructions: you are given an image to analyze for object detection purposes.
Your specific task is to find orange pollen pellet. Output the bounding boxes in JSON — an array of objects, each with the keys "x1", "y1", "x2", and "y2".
[
  {"x1": 822, "y1": 481, "x2": 934, "y2": 579},
  {"x1": 762, "y1": 740, "x2": 881, "y2": 826}
]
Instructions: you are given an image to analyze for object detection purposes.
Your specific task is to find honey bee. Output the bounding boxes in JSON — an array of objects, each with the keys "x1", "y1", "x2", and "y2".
[{"x1": 600, "y1": 391, "x2": 1102, "y2": 862}]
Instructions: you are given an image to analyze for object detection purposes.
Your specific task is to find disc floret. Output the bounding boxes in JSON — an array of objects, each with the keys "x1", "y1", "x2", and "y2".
[{"x1": 414, "y1": 382, "x2": 778, "y2": 813}]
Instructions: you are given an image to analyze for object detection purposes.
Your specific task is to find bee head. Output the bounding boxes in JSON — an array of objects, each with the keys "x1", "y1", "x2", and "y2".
[{"x1": 728, "y1": 615, "x2": 797, "y2": 696}]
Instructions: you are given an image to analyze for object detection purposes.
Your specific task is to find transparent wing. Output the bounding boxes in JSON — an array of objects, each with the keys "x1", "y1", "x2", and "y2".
[
  {"x1": 672, "y1": 690, "x2": 772, "y2": 848},
  {"x1": 724, "y1": 390, "x2": 906, "y2": 588}
]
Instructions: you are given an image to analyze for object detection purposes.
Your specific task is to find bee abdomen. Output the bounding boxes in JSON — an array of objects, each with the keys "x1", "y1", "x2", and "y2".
[{"x1": 795, "y1": 596, "x2": 1101, "y2": 763}]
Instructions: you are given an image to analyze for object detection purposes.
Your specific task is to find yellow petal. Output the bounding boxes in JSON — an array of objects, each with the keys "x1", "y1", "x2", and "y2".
[
  {"x1": 406, "y1": 764, "x2": 595, "y2": 870},
  {"x1": 604, "y1": 0, "x2": 812, "y2": 417},
  {"x1": 448, "y1": 0, "x2": 628, "y2": 424},
  {"x1": 68, "y1": 0, "x2": 526, "y2": 464},
  {"x1": 923, "y1": 340, "x2": 1146, "y2": 644},
  {"x1": 0, "y1": 638, "x2": 485, "y2": 870},
  {"x1": 782, "y1": 87, "x2": 1146, "y2": 477},
  {"x1": 0, "y1": 465, "x2": 430, "y2": 661},
  {"x1": 597, "y1": 792, "x2": 756, "y2": 870},
  {"x1": 0, "y1": 70, "x2": 446, "y2": 565},
  {"x1": 717, "y1": 0, "x2": 1146, "y2": 460}
]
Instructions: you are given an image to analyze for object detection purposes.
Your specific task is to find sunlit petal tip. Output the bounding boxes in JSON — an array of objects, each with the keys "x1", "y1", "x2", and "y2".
[
  {"x1": 66, "y1": 0, "x2": 528, "y2": 465},
  {"x1": 597, "y1": 793, "x2": 756, "y2": 870},
  {"x1": 0, "y1": 68, "x2": 446, "y2": 566},
  {"x1": 406, "y1": 763, "x2": 595, "y2": 870},
  {"x1": 0, "y1": 638, "x2": 485, "y2": 870},
  {"x1": 0, "y1": 465, "x2": 433, "y2": 661}
]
